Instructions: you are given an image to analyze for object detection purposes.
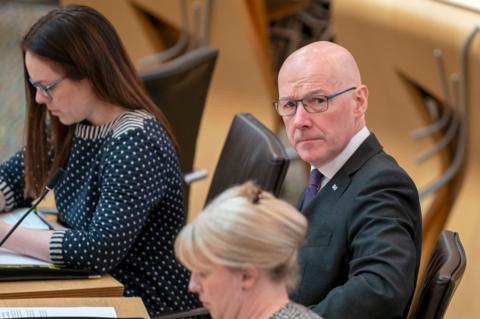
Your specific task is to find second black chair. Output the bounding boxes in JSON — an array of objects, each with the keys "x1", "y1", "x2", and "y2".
[
  {"x1": 409, "y1": 230, "x2": 467, "y2": 319},
  {"x1": 204, "y1": 113, "x2": 289, "y2": 206},
  {"x1": 140, "y1": 47, "x2": 218, "y2": 211}
]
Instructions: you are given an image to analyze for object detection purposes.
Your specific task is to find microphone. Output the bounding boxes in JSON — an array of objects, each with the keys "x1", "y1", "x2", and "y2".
[{"x1": 0, "y1": 168, "x2": 65, "y2": 248}]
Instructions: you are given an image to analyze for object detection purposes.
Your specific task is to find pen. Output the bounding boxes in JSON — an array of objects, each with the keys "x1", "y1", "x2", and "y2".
[{"x1": 33, "y1": 209, "x2": 56, "y2": 230}]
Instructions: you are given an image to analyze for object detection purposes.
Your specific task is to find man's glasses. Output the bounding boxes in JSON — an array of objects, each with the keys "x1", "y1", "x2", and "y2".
[
  {"x1": 29, "y1": 76, "x2": 66, "y2": 101},
  {"x1": 273, "y1": 87, "x2": 357, "y2": 116}
]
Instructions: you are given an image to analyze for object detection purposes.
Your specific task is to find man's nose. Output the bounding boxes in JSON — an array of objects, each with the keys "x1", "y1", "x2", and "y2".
[{"x1": 292, "y1": 101, "x2": 312, "y2": 127}]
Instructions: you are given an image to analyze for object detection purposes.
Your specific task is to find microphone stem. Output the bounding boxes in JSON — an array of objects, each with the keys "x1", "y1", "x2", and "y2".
[
  {"x1": 0, "y1": 189, "x2": 49, "y2": 247},
  {"x1": 0, "y1": 167, "x2": 64, "y2": 248}
]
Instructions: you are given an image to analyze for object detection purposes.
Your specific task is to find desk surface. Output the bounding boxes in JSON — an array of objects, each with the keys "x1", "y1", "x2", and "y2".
[
  {"x1": 0, "y1": 274, "x2": 123, "y2": 299},
  {"x1": 0, "y1": 297, "x2": 150, "y2": 318}
]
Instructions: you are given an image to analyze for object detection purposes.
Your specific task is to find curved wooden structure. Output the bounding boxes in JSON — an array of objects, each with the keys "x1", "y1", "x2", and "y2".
[{"x1": 333, "y1": 1, "x2": 480, "y2": 318}]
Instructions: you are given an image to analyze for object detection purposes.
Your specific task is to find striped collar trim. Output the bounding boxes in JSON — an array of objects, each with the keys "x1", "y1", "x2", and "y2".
[{"x1": 74, "y1": 110, "x2": 153, "y2": 140}]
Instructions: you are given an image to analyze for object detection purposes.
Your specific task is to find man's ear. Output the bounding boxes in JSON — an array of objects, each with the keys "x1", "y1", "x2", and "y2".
[
  {"x1": 354, "y1": 85, "x2": 368, "y2": 116},
  {"x1": 240, "y1": 266, "x2": 258, "y2": 291}
]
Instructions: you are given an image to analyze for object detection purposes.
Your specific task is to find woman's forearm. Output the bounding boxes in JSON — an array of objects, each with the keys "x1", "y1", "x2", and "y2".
[{"x1": 0, "y1": 221, "x2": 54, "y2": 262}]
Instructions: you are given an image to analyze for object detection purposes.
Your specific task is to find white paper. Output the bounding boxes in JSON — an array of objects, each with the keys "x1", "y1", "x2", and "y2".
[
  {"x1": 0, "y1": 248, "x2": 51, "y2": 265},
  {"x1": 0, "y1": 307, "x2": 117, "y2": 318},
  {"x1": 1, "y1": 208, "x2": 50, "y2": 230},
  {"x1": 0, "y1": 208, "x2": 52, "y2": 266}
]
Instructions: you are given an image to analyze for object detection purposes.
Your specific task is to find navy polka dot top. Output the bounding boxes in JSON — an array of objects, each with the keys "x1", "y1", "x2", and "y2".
[{"x1": 0, "y1": 110, "x2": 199, "y2": 315}]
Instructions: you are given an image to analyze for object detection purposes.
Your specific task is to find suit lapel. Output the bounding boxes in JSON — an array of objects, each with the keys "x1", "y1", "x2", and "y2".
[{"x1": 302, "y1": 134, "x2": 383, "y2": 215}]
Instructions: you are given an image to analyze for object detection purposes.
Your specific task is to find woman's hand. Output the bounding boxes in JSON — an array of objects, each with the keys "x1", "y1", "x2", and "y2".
[
  {"x1": 0, "y1": 219, "x2": 54, "y2": 262},
  {"x1": 0, "y1": 220, "x2": 10, "y2": 239}
]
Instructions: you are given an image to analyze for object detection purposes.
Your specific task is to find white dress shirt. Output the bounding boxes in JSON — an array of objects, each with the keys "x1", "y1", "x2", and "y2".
[{"x1": 314, "y1": 126, "x2": 370, "y2": 189}]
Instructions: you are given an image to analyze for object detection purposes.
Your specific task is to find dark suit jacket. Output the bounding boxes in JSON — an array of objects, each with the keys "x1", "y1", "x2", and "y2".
[{"x1": 290, "y1": 133, "x2": 422, "y2": 319}]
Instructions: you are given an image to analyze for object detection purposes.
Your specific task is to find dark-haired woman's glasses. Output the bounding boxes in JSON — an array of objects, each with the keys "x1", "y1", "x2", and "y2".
[{"x1": 29, "y1": 76, "x2": 66, "y2": 101}]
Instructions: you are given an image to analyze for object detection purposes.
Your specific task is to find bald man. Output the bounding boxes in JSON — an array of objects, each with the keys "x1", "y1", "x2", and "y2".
[{"x1": 274, "y1": 41, "x2": 421, "y2": 318}]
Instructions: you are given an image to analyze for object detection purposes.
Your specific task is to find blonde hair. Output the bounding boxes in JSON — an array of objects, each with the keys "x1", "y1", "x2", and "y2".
[{"x1": 175, "y1": 181, "x2": 307, "y2": 290}]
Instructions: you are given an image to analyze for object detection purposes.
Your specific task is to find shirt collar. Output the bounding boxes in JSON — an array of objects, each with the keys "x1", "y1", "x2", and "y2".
[{"x1": 314, "y1": 126, "x2": 370, "y2": 184}]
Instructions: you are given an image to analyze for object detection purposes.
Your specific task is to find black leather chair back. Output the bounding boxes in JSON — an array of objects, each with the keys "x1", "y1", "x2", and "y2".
[
  {"x1": 205, "y1": 113, "x2": 289, "y2": 205},
  {"x1": 410, "y1": 230, "x2": 466, "y2": 319},
  {"x1": 141, "y1": 47, "x2": 218, "y2": 176},
  {"x1": 141, "y1": 47, "x2": 218, "y2": 213}
]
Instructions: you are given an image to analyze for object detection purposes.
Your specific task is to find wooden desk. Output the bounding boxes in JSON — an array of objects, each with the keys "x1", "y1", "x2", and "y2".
[
  {"x1": 0, "y1": 297, "x2": 150, "y2": 318},
  {"x1": 0, "y1": 274, "x2": 123, "y2": 299}
]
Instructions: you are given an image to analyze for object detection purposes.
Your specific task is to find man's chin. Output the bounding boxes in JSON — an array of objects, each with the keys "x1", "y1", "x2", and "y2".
[
  {"x1": 295, "y1": 138, "x2": 324, "y2": 149},
  {"x1": 296, "y1": 149, "x2": 326, "y2": 166},
  {"x1": 296, "y1": 142, "x2": 320, "y2": 156}
]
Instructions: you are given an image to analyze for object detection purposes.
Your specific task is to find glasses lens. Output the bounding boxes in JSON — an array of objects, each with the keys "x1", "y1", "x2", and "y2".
[
  {"x1": 276, "y1": 99, "x2": 297, "y2": 115},
  {"x1": 35, "y1": 85, "x2": 51, "y2": 100},
  {"x1": 304, "y1": 96, "x2": 327, "y2": 112},
  {"x1": 30, "y1": 82, "x2": 52, "y2": 100},
  {"x1": 31, "y1": 77, "x2": 65, "y2": 101},
  {"x1": 43, "y1": 88, "x2": 53, "y2": 100}
]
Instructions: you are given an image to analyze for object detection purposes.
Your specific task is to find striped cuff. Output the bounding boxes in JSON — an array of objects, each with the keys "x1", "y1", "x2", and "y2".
[
  {"x1": 0, "y1": 180, "x2": 15, "y2": 211},
  {"x1": 49, "y1": 231, "x2": 66, "y2": 266}
]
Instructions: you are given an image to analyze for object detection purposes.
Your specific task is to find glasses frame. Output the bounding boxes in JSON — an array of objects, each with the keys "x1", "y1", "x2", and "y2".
[
  {"x1": 29, "y1": 76, "x2": 66, "y2": 101},
  {"x1": 273, "y1": 86, "x2": 357, "y2": 116}
]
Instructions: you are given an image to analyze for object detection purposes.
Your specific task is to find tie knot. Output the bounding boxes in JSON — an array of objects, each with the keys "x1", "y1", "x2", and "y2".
[{"x1": 308, "y1": 169, "x2": 323, "y2": 189}]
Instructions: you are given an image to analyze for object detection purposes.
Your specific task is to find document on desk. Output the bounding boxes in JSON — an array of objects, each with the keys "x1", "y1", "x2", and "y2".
[
  {"x1": 0, "y1": 208, "x2": 100, "y2": 281},
  {"x1": 0, "y1": 306, "x2": 117, "y2": 318},
  {"x1": 1, "y1": 208, "x2": 51, "y2": 230},
  {"x1": 0, "y1": 208, "x2": 51, "y2": 265}
]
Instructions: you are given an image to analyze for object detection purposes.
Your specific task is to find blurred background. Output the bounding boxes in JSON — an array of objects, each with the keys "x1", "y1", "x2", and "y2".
[{"x1": 0, "y1": 0, "x2": 478, "y2": 317}]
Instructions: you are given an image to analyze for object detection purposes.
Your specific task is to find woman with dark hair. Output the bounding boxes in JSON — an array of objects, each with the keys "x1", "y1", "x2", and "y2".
[{"x1": 0, "y1": 5, "x2": 198, "y2": 316}]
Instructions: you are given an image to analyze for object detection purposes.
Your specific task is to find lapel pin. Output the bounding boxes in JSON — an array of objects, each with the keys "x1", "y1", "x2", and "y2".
[{"x1": 332, "y1": 184, "x2": 338, "y2": 192}]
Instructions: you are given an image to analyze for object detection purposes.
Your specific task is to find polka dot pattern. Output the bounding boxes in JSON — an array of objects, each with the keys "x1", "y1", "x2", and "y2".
[{"x1": 0, "y1": 110, "x2": 199, "y2": 316}]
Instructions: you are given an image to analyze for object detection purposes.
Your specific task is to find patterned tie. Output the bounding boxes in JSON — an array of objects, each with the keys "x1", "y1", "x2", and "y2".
[{"x1": 303, "y1": 169, "x2": 323, "y2": 207}]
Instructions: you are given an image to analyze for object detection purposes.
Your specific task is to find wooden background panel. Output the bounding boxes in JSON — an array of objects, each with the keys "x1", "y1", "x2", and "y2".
[{"x1": 333, "y1": 1, "x2": 480, "y2": 318}]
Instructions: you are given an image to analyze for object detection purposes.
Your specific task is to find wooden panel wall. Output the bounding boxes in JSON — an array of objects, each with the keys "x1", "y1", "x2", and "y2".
[{"x1": 333, "y1": 1, "x2": 480, "y2": 318}]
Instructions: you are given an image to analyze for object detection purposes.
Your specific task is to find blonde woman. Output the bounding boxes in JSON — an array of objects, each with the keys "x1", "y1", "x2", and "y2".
[{"x1": 175, "y1": 182, "x2": 322, "y2": 319}]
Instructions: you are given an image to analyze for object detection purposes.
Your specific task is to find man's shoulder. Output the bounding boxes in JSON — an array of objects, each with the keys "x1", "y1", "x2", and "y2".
[{"x1": 349, "y1": 134, "x2": 413, "y2": 182}]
